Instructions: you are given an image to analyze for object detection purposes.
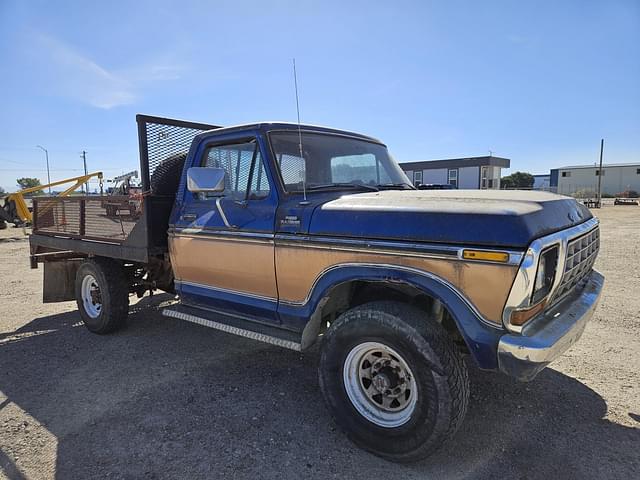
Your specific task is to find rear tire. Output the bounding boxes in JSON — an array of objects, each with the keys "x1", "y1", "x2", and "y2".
[
  {"x1": 150, "y1": 153, "x2": 187, "y2": 196},
  {"x1": 318, "y1": 301, "x2": 469, "y2": 462},
  {"x1": 75, "y1": 258, "x2": 129, "y2": 334}
]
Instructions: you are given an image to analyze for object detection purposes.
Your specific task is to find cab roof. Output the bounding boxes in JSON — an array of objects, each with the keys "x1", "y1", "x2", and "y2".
[{"x1": 198, "y1": 122, "x2": 384, "y2": 145}]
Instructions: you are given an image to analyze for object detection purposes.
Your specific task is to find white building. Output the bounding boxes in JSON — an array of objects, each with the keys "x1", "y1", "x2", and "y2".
[
  {"x1": 532, "y1": 174, "x2": 551, "y2": 190},
  {"x1": 550, "y1": 163, "x2": 640, "y2": 196},
  {"x1": 399, "y1": 156, "x2": 510, "y2": 189}
]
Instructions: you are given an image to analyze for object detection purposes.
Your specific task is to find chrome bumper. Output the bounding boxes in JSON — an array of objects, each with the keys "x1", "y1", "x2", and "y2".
[{"x1": 498, "y1": 270, "x2": 604, "y2": 382}]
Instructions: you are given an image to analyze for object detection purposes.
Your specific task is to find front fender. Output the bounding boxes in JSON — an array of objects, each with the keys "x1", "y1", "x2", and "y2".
[{"x1": 277, "y1": 263, "x2": 504, "y2": 370}]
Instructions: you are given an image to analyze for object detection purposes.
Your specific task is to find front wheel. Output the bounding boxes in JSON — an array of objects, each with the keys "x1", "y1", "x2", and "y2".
[
  {"x1": 318, "y1": 301, "x2": 469, "y2": 462},
  {"x1": 75, "y1": 258, "x2": 130, "y2": 334}
]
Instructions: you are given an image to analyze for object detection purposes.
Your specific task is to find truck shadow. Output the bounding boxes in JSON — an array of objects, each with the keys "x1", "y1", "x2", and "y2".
[{"x1": 0, "y1": 299, "x2": 638, "y2": 479}]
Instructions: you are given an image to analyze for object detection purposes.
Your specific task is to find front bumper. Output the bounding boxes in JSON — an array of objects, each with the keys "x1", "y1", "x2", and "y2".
[{"x1": 498, "y1": 270, "x2": 604, "y2": 381}]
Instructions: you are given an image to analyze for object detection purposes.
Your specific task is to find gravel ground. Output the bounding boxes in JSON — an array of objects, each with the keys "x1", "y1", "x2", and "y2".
[{"x1": 0, "y1": 207, "x2": 638, "y2": 479}]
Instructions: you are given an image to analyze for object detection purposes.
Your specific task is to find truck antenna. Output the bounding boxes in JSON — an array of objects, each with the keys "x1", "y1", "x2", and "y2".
[{"x1": 293, "y1": 58, "x2": 307, "y2": 202}]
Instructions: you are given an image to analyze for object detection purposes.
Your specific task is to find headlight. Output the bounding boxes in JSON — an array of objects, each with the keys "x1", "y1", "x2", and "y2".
[
  {"x1": 531, "y1": 246, "x2": 559, "y2": 305},
  {"x1": 508, "y1": 245, "x2": 559, "y2": 328}
]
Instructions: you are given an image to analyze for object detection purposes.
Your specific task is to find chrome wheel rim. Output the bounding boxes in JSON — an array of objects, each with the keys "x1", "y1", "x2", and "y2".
[
  {"x1": 81, "y1": 274, "x2": 102, "y2": 318},
  {"x1": 343, "y1": 341, "x2": 418, "y2": 428}
]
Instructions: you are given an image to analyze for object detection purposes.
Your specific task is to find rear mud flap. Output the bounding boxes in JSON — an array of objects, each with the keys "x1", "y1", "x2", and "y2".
[{"x1": 43, "y1": 260, "x2": 81, "y2": 303}]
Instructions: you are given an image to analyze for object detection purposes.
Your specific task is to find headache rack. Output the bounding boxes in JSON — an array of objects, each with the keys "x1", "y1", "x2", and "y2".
[
  {"x1": 30, "y1": 115, "x2": 220, "y2": 264},
  {"x1": 136, "y1": 114, "x2": 219, "y2": 192}
]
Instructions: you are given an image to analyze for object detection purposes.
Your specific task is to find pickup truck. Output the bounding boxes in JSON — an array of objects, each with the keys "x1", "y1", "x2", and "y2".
[{"x1": 29, "y1": 115, "x2": 604, "y2": 462}]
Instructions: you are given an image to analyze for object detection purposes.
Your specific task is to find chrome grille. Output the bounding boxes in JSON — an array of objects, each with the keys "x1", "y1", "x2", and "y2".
[{"x1": 553, "y1": 227, "x2": 600, "y2": 301}]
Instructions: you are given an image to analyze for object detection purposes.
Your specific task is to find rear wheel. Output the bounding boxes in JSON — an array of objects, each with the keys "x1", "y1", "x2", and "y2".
[
  {"x1": 318, "y1": 301, "x2": 469, "y2": 462},
  {"x1": 75, "y1": 258, "x2": 129, "y2": 334}
]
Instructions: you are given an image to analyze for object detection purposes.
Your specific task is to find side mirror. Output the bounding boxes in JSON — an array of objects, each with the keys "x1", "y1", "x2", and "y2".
[{"x1": 187, "y1": 167, "x2": 226, "y2": 193}]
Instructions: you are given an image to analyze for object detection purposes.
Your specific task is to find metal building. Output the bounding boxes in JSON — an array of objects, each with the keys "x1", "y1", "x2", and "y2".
[
  {"x1": 399, "y1": 156, "x2": 510, "y2": 189},
  {"x1": 532, "y1": 174, "x2": 551, "y2": 190},
  {"x1": 550, "y1": 163, "x2": 640, "y2": 196}
]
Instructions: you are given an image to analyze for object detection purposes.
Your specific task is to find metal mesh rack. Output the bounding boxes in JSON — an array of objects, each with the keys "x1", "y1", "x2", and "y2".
[
  {"x1": 33, "y1": 196, "x2": 141, "y2": 243},
  {"x1": 136, "y1": 115, "x2": 220, "y2": 191}
]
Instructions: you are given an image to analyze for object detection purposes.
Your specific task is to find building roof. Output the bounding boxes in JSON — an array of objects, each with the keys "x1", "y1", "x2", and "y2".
[
  {"x1": 399, "y1": 156, "x2": 510, "y2": 170},
  {"x1": 533, "y1": 174, "x2": 550, "y2": 178},
  {"x1": 552, "y1": 162, "x2": 640, "y2": 170}
]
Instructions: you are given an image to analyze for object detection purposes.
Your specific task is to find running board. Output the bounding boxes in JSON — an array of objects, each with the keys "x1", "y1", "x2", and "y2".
[{"x1": 162, "y1": 305, "x2": 302, "y2": 351}]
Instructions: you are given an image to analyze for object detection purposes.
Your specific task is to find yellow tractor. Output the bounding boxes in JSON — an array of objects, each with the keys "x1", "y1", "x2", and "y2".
[{"x1": 0, "y1": 172, "x2": 103, "y2": 229}]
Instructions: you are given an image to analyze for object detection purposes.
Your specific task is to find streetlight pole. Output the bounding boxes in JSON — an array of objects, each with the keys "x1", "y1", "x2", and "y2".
[{"x1": 36, "y1": 145, "x2": 51, "y2": 194}]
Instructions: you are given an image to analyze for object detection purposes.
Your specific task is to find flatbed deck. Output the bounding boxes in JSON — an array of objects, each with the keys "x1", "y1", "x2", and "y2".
[{"x1": 29, "y1": 115, "x2": 219, "y2": 266}]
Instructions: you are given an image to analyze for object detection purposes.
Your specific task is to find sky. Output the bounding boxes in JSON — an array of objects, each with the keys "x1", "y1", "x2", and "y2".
[{"x1": 0, "y1": 0, "x2": 638, "y2": 192}]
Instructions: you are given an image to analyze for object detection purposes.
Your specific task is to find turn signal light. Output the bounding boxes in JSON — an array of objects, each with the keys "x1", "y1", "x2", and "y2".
[
  {"x1": 510, "y1": 301, "x2": 547, "y2": 326},
  {"x1": 462, "y1": 250, "x2": 510, "y2": 263}
]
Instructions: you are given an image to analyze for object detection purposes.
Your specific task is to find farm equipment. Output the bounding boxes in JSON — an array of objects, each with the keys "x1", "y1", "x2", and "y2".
[
  {"x1": 102, "y1": 171, "x2": 142, "y2": 217},
  {"x1": 0, "y1": 172, "x2": 103, "y2": 229}
]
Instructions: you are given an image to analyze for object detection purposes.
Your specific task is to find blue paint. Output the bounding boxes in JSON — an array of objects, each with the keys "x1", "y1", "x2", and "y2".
[
  {"x1": 308, "y1": 192, "x2": 592, "y2": 249},
  {"x1": 278, "y1": 264, "x2": 502, "y2": 370},
  {"x1": 178, "y1": 281, "x2": 279, "y2": 323}
]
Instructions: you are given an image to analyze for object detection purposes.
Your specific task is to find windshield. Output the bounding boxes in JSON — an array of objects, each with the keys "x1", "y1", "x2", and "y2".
[{"x1": 269, "y1": 131, "x2": 412, "y2": 192}]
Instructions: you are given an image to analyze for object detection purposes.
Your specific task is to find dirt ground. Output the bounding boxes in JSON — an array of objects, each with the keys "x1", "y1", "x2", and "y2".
[{"x1": 0, "y1": 207, "x2": 638, "y2": 479}]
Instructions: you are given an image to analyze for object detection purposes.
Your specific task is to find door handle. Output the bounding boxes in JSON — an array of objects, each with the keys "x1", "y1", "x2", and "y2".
[{"x1": 181, "y1": 213, "x2": 197, "y2": 221}]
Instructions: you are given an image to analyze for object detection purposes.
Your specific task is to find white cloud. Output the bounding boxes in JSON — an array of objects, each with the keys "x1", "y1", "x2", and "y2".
[{"x1": 33, "y1": 33, "x2": 186, "y2": 109}]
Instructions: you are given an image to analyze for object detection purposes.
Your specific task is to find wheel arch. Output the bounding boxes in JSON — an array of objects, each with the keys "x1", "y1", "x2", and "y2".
[{"x1": 298, "y1": 263, "x2": 503, "y2": 370}]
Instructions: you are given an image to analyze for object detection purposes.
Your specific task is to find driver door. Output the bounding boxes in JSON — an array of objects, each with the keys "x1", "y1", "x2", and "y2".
[{"x1": 170, "y1": 135, "x2": 279, "y2": 323}]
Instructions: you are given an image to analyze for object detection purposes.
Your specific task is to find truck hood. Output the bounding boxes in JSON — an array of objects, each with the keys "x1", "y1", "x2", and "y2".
[{"x1": 308, "y1": 190, "x2": 592, "y2": 249}]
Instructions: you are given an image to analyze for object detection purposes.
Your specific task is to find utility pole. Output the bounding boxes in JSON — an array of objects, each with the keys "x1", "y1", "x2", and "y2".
[
  {"x1": 36, "y1": 145, "x2": 52, "y2": 194},
  {"x1": 597, "y1": 139, "x2": 604, "y2": 208},
  {"x1": 81, "y1": 150, "x2": 88, "y2": 193}
]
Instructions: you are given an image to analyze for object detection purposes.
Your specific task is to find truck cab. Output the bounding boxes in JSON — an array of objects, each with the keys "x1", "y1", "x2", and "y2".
[{"x1": 29, "y1": 115, "x2": 604, "y2": 462}]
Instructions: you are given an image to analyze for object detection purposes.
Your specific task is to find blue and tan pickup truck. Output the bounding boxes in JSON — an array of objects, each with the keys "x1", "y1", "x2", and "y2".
[{"x1": 29, "y1": 115, "x2": 604, "y2": 462}]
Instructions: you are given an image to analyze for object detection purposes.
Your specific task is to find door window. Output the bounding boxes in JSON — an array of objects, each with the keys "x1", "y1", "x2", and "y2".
[{"x1": 201, "y1": 140, "x2": 270, "y2": 200}]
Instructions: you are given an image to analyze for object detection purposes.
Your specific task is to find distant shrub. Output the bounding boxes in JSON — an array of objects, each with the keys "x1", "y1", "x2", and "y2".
[
  {"x1": 615, "y1": 190, "x2": 639, "y2": 198},
  {"x1": 601, "y1": 193, "x2": 615, "y2": 198},
  {"x1": 571, "y1": 188, "x2": 596, "y2": 199}
]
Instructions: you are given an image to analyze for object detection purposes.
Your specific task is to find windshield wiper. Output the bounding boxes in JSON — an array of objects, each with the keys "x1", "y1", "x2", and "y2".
[
  {"x1": 376, "y1": 183, "x2": 415, "y2": 190},
  {"x1": 305, "y1": 183, "x2": 379, "y2": 192}
]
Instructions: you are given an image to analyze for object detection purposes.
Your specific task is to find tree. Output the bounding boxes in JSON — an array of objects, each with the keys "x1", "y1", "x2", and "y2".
[
  {"x1": 16, "y1": 177, "x2": 42, "y2": 193},
  {"x1": 0, "y1": 186, "x2": 5, "y2": 195},
  {"x1": 501, "y1": 171, "x2": 534, "y2": 189}
]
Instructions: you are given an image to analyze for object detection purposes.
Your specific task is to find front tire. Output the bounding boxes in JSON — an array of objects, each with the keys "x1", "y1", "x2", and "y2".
[
  {"x1": 75, "y1": 258, "x2": 129, "y2": 334},
  {"x1": 318, "y1": 301, "x2": 469, "y2": 462}
]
